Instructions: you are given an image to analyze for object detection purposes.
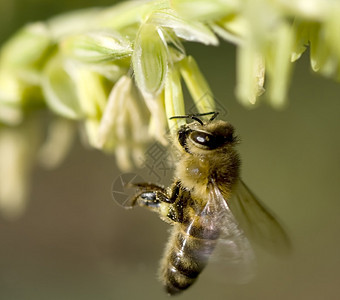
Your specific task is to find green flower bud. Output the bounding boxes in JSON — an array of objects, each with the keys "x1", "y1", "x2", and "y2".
[
  {"x1": 61, "y1": 30, "x2": 132, "y2": 63},
  {"x1": 132, "y1": 23, "x2": 168, "y2": 95},
  {"x1": 179, "y1": 56, "x2": 215, "y2": 113},
  {"x1": 164, "y1": 66, "x2": 186, "y2": 133},
  {"x1": 0, "y1": 22, "x2": 52, "y2": 68}
]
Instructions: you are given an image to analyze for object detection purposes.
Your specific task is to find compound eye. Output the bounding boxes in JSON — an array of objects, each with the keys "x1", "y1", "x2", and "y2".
[{"x1": 190, "y1": 131, "x2": 220, "y2": 149}]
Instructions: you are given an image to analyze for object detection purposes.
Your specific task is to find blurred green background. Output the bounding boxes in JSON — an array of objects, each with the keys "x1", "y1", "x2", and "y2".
[{"x1": 0, "y1": 1, "x2": 340, "y2": 299}]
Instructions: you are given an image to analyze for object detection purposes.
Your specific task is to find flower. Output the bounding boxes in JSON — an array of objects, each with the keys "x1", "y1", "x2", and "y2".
[{"x1": 0, "y1": 0, "x2": 340, "y2": 217}]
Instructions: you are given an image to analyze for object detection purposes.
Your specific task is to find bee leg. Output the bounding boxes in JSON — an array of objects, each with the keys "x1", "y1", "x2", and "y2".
[
  {"x1": 134, "y1": 191, "x2": 182, "y2": 225},
  {"x1": 168, "y1": 180, "x2": 181, "y2": 203},
  {"x1": 133, "y1": 190, "x2": 181, "y2": 225},
  {"x1": 124, "y1": 182, "x2": 166, "y2": 207},
  {"x1": 127, "y1": 181, "x2": 184, "y2": 224},
  {"x1": 127, "y1": 182, "x2": 171, "y2": 212},
  {"x1": 131, "y1": 190, "x2": 183, "y2": 224},
  {"x1": 163, "y1": 181, "x2": 185, "y2": 223},
  {"x1": 137, "y1": 190, "x2": 170, "y2": 211}
]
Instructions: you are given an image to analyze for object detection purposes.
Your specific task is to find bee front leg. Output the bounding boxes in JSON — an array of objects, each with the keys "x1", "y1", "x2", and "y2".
[
  {"x1": 135, "y1": 190, "x2": 170, "y2": 212},
  {"x1": 127, "y1": 182, "x2": 183, "y2": 224},
  {"x1": 127, "y1": 183, "x2": 170, "y2": 212}
]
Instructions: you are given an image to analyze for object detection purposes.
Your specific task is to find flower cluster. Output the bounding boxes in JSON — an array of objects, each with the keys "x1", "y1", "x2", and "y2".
[{"x1": 0, "y1": 0, "x2": 339, "y2": 217}]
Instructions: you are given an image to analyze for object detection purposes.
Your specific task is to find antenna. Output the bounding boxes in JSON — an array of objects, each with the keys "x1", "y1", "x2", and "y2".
[{"x1": 169, "y1": 112, "x2": 219, "y2": 125}]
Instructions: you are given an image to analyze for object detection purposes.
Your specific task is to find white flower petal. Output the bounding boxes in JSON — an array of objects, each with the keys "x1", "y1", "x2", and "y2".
[
  {"x1": 96, "y1": 75, "x2": 132, "y2": 148},
  {"x1": 0, "y1": 117, "x2": 41, "y2": 219},
  {"x1": 142, "y1": 92, "x2": 168, "y2": 146},
  {"x1": 42, "y1": 54, "x2": 83, "y2": 119},
  {"x1": 0, "y1": 70, "x2": 25, "y2": 105},
  {"x1": 86, "y1": 63, "x2": 127, "y2": 82},
  {"x1": 149, "y1": 9, "x2": 218, "y2": 45},
  {"x1": 291, "y1": 20, "x2": 309, "y2": 62},
  {"x1": 38, "y1": 118, "x2": 76, "y2": 169},
  {"x1": 266, "y1": 23, "x2": 294, "y2": 108},
  {"x1": 47, "y1": 7, "x2": 102, "y2": 39},
  {"x1": 309, "y1": 24, "x2": 338, "y2": 77},
  {"x1": 171, "y1": 0, "x2": 239, "y2": 21},
  {"x1": 210, "y1": 22, "x2": 243, "y2": 45},
  {"x1": 65, "y1": 61, "x2": 109, "y2": 118},
  {"x1": 279, "y1": 0, "x2": 329, "y2": 20},
  {"x1": 115, "y1": 143, "x2": 133, "y2": 171},
  {"x1": 83, "y1": 119, "x2": 100, "y2": 148},
  {"x1": 235, "y1": 45, "x2": 265, "y2": 106}
]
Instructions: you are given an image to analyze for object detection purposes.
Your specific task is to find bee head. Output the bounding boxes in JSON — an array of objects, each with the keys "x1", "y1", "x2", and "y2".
[{"x1": 170, "y1": 112, "x2": 237, "y2": 154}]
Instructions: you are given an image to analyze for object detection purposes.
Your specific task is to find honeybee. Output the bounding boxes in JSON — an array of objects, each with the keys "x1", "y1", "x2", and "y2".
[{"x1": 126, "y1": 112, "x2": 290, "y2": 295}]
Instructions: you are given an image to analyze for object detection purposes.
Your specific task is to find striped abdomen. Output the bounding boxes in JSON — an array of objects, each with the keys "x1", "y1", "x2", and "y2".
[{"x1": 160, "y1": 218, "x2": 220, "y2": 295}]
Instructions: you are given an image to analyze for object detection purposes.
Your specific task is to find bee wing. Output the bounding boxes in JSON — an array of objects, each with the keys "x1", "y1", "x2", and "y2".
[
  {"x1": 227, "y1": 179, "x2": 291, "y2": 255},
  {"x1": 204, "y1": 183, "x2": 256, "y2": 283}
]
